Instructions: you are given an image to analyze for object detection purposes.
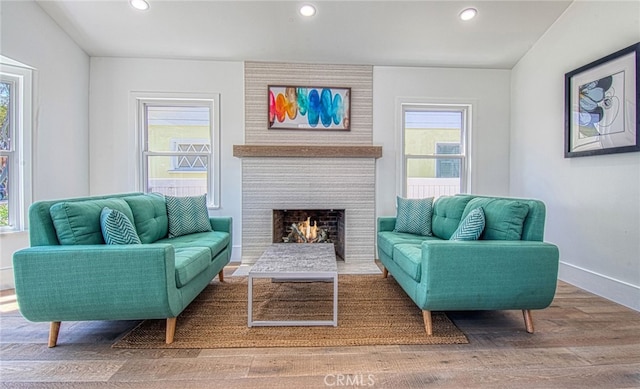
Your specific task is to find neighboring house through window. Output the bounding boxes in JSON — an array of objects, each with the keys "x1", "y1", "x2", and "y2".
[
  {"x1": 401, "y1": 103, "x2": 470, "y2": 199},
  {"x1": 0, "y1": 59, "x2": 33, "y2": 231},
  {"x1": 134, "y1": 93, "x2": 220, "y2": 207}
]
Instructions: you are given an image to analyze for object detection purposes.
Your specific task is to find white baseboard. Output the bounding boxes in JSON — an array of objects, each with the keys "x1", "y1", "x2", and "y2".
[
  {"x1": 559, "y1": 261, "x2": 640, "y2": 312},
  {"x1": 231, "y1": 245, "x2": 242, "y2": 263},
  {"x1": 0, "y1": 267, "x2": 15, "y2": 290}
]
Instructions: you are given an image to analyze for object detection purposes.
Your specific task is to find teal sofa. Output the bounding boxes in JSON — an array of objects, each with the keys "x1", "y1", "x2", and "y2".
[
  {"x1": 12, "y1": 192, "x2": 232, "y2": 347},
  {"x1": 378, "y1": 194, "x2": 559, "y2": 335}
]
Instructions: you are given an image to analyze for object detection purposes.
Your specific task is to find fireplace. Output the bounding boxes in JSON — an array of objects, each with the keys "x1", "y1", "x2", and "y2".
[{"x1": 273, "y1": 209, "x2": 345, "y2": 261}]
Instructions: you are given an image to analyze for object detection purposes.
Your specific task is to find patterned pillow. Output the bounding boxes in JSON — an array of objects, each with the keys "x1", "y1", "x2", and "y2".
[
  {"x1": 450, "y1": 207, "x2": 485, "y2": 241},
  {"x1": 394, "y1": 196, "x2": 434, "y2": 236},
  {"x1": 100, "y1": 207, "x2": 142, "y2": 245},
  {"x1": 166, "y1": 194, "x2": 212, "y2": 238}
]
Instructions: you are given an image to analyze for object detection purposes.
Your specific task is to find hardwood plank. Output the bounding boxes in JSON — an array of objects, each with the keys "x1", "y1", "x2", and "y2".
[
  {"x1": 0, "y1": 360, "x2": 125, "y2": 382},
  {"x1": 107, "y1": 357, "x2": 253, "y2": 382}
]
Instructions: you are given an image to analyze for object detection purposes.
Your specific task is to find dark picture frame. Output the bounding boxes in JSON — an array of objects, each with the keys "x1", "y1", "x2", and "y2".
[
  {"x1": 268, "y1": 85, "x2": 351, "y2": 131},
  {"x1": 564, "y1": 42, "x2": 640, "y2": 158}
]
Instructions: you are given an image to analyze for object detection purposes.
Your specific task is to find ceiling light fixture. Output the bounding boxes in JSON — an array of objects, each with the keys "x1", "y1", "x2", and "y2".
[
  {"x1": 459, "y1": 7, "x2": 477, "y2": 21},
  {"x1": 130, "y1": 0, "x2": 149, "y2": 11},
  {"x1": 300, "y1": 4, "x2": 316, "y2": 17}
]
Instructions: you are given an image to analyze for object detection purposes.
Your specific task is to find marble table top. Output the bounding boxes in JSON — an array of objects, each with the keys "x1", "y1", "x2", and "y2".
[{"x1": 249, "y1": 243, "x2": 337, "y2": 276}]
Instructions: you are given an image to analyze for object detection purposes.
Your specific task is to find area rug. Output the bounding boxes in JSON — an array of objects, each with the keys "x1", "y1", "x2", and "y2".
[{"x1": 112, "y1": 275, "x2": 468, "y2": 349}]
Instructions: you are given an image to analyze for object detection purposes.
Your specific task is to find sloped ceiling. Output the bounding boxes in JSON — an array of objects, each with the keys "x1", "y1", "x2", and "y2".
[{"x1": 37, "y1": 0, "x2": 573, "y2": 69}]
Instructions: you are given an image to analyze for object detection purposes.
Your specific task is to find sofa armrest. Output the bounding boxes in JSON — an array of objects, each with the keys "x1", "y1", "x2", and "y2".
[
  {"x1": 210, "y1": 216, "x2": 232, "y2": 233},
  {"x1": 12, "y1": 244, "x2": 182, "y2": 322},
  {"x1": 378, "y1": 217, "x2": 396, "y2": 232},
  {"x1": 418, "y1": 240, "x2": 559, "y2": 310}
]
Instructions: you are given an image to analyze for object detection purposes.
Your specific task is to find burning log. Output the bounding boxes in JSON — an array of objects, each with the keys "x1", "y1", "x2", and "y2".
[{"x1": 283, "y1": 217, "x2": 332, "y2": 243}]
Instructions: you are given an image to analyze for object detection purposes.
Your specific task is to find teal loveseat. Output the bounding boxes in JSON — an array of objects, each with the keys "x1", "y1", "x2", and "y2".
[
  {"x1": 12, "y1": 192, "x2": 232, "y2": 347},
  {"x1": 378, "y1": 194, "x2": 559, "y2": 335}
]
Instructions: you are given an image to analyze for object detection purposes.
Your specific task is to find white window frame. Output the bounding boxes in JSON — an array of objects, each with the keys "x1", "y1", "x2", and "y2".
[
  {"x1": 397, "y1": 101, "x2": 472, "y2": 198},
  {"x1": 133, "y1": 92, "x2": 221, "y2": 209},
  {"x1": 0, "y1": 61, "x2": 33, "y2": 232}
]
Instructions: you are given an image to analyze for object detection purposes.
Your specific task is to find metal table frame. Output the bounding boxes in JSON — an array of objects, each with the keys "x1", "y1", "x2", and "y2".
[{"x1": 247, "y1": 244, "x2": 338, "y2": 327}]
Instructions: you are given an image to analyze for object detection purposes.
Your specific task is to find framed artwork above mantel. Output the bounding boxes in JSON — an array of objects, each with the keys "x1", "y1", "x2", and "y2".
[
  {"x1": 564, "y1": 42, "x2": 640, "y2": 158},
  {"x1": 268, "y1": 85, "x2": 351, "y2": 131}
]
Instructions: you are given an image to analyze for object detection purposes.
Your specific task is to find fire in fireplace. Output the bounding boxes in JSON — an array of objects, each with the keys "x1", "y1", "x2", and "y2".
[
  {"x1": 273, "y1": 209, "x2": 345, "y2": 260},
  {"x1": 282, "y1": 217, "x2": 331, "y2": 244}
]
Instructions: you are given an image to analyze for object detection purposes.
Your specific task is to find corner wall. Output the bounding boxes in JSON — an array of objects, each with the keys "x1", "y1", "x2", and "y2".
[
  {"x1": 511, "y1": 1, "x2": 640, "y2": 310},
  {"x1": 0, "y1": 1, "x2": 90, "y2": 289}
]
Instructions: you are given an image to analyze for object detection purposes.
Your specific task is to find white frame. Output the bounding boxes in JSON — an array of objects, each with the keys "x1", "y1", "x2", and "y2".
[
  {"x1": 0, "y1": 62, "x2": 33, "y2": 232},
  {"x1": 397, "y1": 101, "x2": 472, "y2": 198},
  {"x1": 133, "y1": 92, "x2": 221, "y2": 208}
]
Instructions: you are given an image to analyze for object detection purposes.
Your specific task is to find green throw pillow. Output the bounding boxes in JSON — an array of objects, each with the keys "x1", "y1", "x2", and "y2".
[
  {"x1": 394, "y1": 196, "x2": 433, "y2": 236},
  {"x1": 50, "y1": 198, "x2": 136, "y2": 245},
  {"x1": 100, "y1": 207, "x2": 142, "y2": 245},
  {"x1": 461, "y1": 198, "x2": 529, "y2": 240},
  {"x1": 166, "y1": 194, "x2": 212, "y2": 238},
  {"x1": 450, "y1": 207, "x2": 485, "y2": 241}
]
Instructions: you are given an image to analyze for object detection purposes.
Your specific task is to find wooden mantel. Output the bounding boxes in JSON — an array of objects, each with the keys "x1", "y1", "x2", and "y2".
[{"x1": 233, "y1": 145, "x2": 382, "y2": 159}]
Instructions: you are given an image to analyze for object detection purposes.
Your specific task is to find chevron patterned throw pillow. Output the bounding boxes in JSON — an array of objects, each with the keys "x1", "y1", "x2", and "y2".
[
  {"x1": 394, "y1": 196, "x2": 434, "y2": 236},
  {"x1": 450, "y1": 207, "x2": 485, "y2": 241},
  {"x1": 100, "y1": 207, "x2": 142, "y2": 245},
  {"x1": 166, "y1": 194, "x2": 212, "y2": 238}
]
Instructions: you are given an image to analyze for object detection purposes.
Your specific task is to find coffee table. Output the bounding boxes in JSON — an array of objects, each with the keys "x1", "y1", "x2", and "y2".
[{"x1": 248, "y1": 243, "x2": 338, "y2": 327}]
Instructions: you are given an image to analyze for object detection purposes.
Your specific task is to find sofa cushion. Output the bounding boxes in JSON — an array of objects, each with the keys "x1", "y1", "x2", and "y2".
[
  {"x1": 166, "y1": 194, "x2": 212, "y2": 238},
  {"x1": 100, "y1": 207, "x2": 142, "y2": 245},
  {"x1": 124, "y1": 193, "x2": 169, "y2": 243},
  {"x1": 392, "y1": 244, "x2": 422, "y2": 282},
  {"x1": 377, "y1": 231, "x2": 435, "y2": 259},
  {"x1": 50, "y1": 198, "x2": 135, "y2": 245},
  {"x1": 394, "y1": 196, "x2": 434, "y2": 236},
  {"x1": 450, "y1": 207, "x2": 485, "y2": 241},
  {"x1": 156, "y1": 230, "x2": 230, "y2": 259},
  {"x1": 462, "y1": 198, "x2": 530, "y2": 240},
  {"x1": 174, "y1": 247, "x2": 212, "y2": 288},
  {"x1": 431, "y1": 195, "x2": 473, "y2": 240}
]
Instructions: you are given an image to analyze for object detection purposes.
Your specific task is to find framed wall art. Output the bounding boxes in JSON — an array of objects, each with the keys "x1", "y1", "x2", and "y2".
[
  {"x1": 268, "y1": 85, "x2": 350, "y2": 131},
  {"x1": 564, "y1": 42, "x2": 640, "y2": 158}
]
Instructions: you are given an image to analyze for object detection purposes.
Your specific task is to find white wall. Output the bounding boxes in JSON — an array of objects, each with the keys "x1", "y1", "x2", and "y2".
[
  {"x1": 0, "y1": 1, "x2": 90, "y2": 288},
  {"x1": 89, "y1": 58, "x2": 244, "y2": 261},
  {"x1": 511, "y1": 1, "x2": 640, "y2": 310},
  {"x1": 373, "y1": 67, "x2": 512, "y2": 218}
]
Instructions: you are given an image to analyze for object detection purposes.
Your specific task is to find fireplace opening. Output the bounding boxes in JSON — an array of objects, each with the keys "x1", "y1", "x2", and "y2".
[{"x1": 273, "y1": 209, "x2": 345, "y2": 261}]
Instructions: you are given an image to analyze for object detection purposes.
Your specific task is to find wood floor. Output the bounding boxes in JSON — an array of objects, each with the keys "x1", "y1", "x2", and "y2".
[{"x1": 1, "y1": 265, "x2": 639, "y2": 388}]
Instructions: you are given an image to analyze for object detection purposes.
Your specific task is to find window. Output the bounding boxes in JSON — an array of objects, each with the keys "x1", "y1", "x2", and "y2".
[
  {"x1": 0, "y1": 61, "x2": 33, "y2": 231},
  {"x1": 402, "y1": 105, "x2": 470, "y2": 199},
  {"x1": 136, "y1": 94, "x2": 220, "y2": 207}
]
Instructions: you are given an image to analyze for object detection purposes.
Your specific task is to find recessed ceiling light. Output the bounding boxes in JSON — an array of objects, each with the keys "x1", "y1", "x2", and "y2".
[
  {"x1": 459, "y1": 7, "x2": 477, "y2": 21},
  {"x1": 300, "y1": 4, "x2": 316, "y2": 17},
  {"x1": 130, "y1": 0, "x2": 149, "y2": 11}
]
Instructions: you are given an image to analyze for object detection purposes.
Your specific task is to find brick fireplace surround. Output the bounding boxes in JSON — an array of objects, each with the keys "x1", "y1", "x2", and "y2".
[{"x1": 237, "y1": 62, "x2": 380, "y2": 266}]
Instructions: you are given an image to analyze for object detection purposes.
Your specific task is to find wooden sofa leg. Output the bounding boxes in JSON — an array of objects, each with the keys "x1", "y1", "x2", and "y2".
[
  {"x1": 382, "y1": 267, "x2": 388, "y2": 278},
  {"x1": 422, "y1": 310, "x2": 433, "y2": 335},
  {"x1": 523, "y1": 309, "x2": 534, "y2": 334},
  {"x1": 218, "y1": 269, "x2": 225, "y2": 282},
  {"x1": 48, "y1": 321, "x2": 61, "y2": 348},
  {"x1": 166, "y1": 317, "x2": 177, "y2": 344}
]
